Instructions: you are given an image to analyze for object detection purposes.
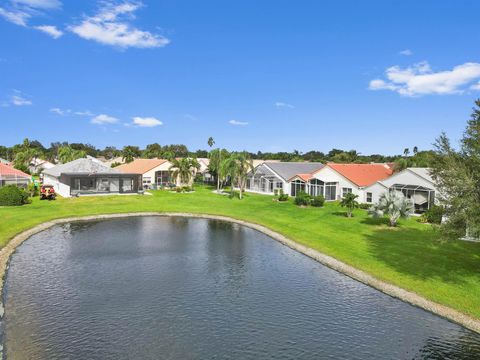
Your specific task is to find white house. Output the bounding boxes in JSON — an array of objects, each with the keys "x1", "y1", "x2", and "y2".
[
  {"x1": 29, "y1": 158, "x2": 55, "y2": 174},
  {"x1": 42, "y1": 157, "x2": 142, "y2": 197},
  {"x1": 0, "y1": 163, "x2": 31, "y2": 188},
  {"x1": 246, "y1": 162, "x2": 325, "y2": 195},
  {"x1": 365, "y1": 167, "x2": 438, "y2": 212},
  {"x1": 291, "y1": 163, "x2": 394, "y2": 201},
  {"x1": 117, "y1": 158, "x2": 173, "y2": 189}
]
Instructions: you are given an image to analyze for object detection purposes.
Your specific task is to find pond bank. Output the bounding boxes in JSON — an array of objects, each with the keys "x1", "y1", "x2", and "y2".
[{"x1": 1, "y1": 212, "x2": 479, "y2": 334}]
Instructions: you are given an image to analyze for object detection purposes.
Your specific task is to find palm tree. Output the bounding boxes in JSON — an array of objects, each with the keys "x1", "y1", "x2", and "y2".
[
  {"x1": 169, "y1": 158, "x2": 200, "y2": 187},
  {"x1": 121, "y1": 147, "x2": 137, "y2": 163},
  {"x1": 413, "y1": 146, "x2": 418, "y2": 155},
  {"x1": 207, "y1": 137, "x2": 215, "y2": 148},
  {"x1": 57, "y1": 146, "x2": 86, "y2": 164},
  {"x1": 369, "y1": 191, "x2": 414, "y2": 227},
  {"x1": 208, "y1": 148, "x2": 229, "y2": 191},
  {"x1": 340, "y1": 193, "x2": 359, "y2": 217},
  {"x1": 220, "y1": 152, "x2": 253, "y2": 199},
  {"x1": 403, "y1": 148, "x2": 410, "y2": 157}
]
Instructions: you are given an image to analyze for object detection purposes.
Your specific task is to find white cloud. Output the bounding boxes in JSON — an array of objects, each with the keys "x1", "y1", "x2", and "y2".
[
  {"x1": 369, "y1": 61, "x2": 480, "y2": 96},
  {"x1": 0, "y1": 0, "x2": 60, "y2": 27},
  {"x1": 91, "y1": 114, "x2": 119, "y2": 124},
  {"x1": 69, "y1": 1, "x2": 170, "y2": 49},
  {"x1": 470, "y1": 82, "x2": 480, "y2": 90},
  {"x1": 0, "y1": 7, "x2": 30, "y2": 26},
  {"x1": 50, "y1": 108, "x2": 95, "y2": 116},
  {"x1": 11, "y1": 94, "x2": 32, "y2": 106},
  {"x1": 74, "y1": 110, "x2": 94, "y2": 116},
  {"x1": 399, "y1": 49, "x2": 413, "y2": 56},
  {"x1": 275, "y1": 101, "x2": 294, "y2": 109},
  {"x1": 12, "y1": 0, "x2": 61, "y2": 9},
  {"x1": 183, "y1": 113, "x2": 197, "y2": 121},
  {"x1": 132, "y1": 116, "x2": 162, "y2": 127},
  {"x1": 229, "y1": 120, "x2": 248, "y2": 126},
  {"x1": 34, "y1": 25, "x2": 63, "y2": 38}
]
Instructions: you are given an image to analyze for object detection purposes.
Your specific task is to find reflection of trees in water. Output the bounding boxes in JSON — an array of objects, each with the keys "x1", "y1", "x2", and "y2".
[
  {"x1": 205, "y1": 220, "x2": 248, "y2": 291},
  {"x1": 414, "y1": 332, "x2": 480, "y2": 359}
]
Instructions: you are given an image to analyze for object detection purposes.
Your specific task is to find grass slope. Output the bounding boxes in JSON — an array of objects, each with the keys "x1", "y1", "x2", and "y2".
[{"x1": 1, "y1": 186, "x2": 479, "y2": 319}]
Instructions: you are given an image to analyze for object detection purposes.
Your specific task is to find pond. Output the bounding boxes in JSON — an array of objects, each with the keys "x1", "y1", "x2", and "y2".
[{"x1": 2, "y1": 216, "x2": 480, "y2": 359}]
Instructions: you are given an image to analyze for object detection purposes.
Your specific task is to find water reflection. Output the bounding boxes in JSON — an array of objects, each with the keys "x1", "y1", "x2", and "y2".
[{"x1": 2, "y1": 217, "x2": 480, "y2": 359}]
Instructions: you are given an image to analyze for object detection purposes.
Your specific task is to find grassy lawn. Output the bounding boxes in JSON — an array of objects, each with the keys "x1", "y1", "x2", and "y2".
[{"x1": 1, "y1": 186, "x2": 479, "y2": 319}]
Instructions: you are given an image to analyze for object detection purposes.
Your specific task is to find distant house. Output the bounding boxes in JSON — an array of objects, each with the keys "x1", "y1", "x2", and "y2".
[
  {"x1": 365, "y1": 167, "x2": 438, "y2": 212},
  {"x1": 246, "y1": 162, "x2": 324, "y2": 195},
  {"x1": 196, "y1": 158, "x2": 213, "y2": 182},
  {"x1": 42, "y1": 157, "x2": 141, "y2": 197},
  {"x1": 29, "y1": 158, "x2": 55, "y2": 174},
  {"x1": 0, "y1": 163, "x2": 31, "y2": 188},
  {"x1": 0, "y1": 158, "x2": 10, "y2": 165},
  {"x1": 304, "y1": 163, "x2": 394, "y2": 201},
  {"x1": 116, "y1": 159, "x2": 173, "y2": 189},
  {"x1": 100, "y1": 156, "x2": 125, "y2": 168}
]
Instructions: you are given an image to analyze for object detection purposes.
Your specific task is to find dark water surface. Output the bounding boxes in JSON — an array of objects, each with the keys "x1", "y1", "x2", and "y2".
[{"x1": 2, "y1": 217, "x2": 480, "y2": 359}]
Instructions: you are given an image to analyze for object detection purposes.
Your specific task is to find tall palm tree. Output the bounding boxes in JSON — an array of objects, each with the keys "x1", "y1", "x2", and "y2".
[
  {"x1": 169, "y1": 158, "x2": 200, "y2": 187},
  {"x1": 208, "y1": 148, "x2": 229, "y2": 191},
  {"x1": 207, "y1": 137, "x2": 215, "y2": 148},
  {"x1": 340, "y1": 192, "x2": 359, "y2": 217},
  {"x1": 57, "y1": 146, "x2": 86, "y2": 164},
  {"x1": 403, "y1": 148, "x2": 410, "y2": 157}
]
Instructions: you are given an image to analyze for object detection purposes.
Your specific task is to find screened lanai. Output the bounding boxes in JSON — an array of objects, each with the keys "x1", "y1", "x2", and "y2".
[
  {"x1": 246, "y1": 164, "x2": 284, "y2": 193},
  {"x1": 391, "y1": 184, "x2": 435, "y2": 212}
]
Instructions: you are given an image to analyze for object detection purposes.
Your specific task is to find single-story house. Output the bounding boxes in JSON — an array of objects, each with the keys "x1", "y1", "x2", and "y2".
[
  {"x1": 116, "y1": 159, "x2": 173, "y2": 189},
  {"x1": 364, "y1": 167, "x2": 438, "y2": 212},
  {"x1": 42, "y1": 157, "x2": 142, "y2": 197},
  {"x1": 29, "y1": 158, "x2": 55, "y2": 174},
  {"x1": 291, "y1": 163, "x2": 394, "y2": 201},
  {"x1": 0, "y1": 158, "x2": 10, "y2": 165},
  {"x1": 0, "y1": 163, "x2": 31, "y2": 188},
  {"x1": 246, "y1": 162, "x2": 325, "y2": 196}
]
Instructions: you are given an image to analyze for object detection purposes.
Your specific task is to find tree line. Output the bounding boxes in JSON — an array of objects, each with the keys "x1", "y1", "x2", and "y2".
[{"x1": 0, "y1": 139, "x2": 434, "y2": 174}]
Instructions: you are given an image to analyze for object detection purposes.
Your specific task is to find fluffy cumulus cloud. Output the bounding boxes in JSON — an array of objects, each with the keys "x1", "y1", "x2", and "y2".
[
  {"x1": 34, "y1": 24, "x2": 63, "y2": 38},
  {"x1": 229, "y1": 119, "x2": 248, "y2": 126},
  {"x1": 132, "y1": 116, "x2": 162, "y2": 127},
  {"x1": 274, "y1": 101, "x2": 294, "y2": 109},
  {"x1": 91, "y1": 114, "x2": 119, "y2": 125},
  {"x1": 0, "y1": 0, "x2": 61, "y2": 27},
  {"x1": 69, "y1": 1, "x2": 170, "y2": 49},
  {"x1": 369, "y1": 61, "x2": 480, "y2": 96}
]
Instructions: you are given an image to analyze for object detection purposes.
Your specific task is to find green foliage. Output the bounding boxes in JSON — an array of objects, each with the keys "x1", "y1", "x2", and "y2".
[
  {"x1": 369, "y1": 191, "x2": 413, "y2": 227},
  {"x1": 278, "y1": 189, "x2": 289, "y2": 202},
  {"x1": 294, "y1": 191, "x2": 311, "y2": 206},
  {"x1": 310, "y1": 195, "x2": 325, "y2": 207},
  {"x1": 27, "y1": 182, "x2": 38, "y2": 197},
  {"x1": 419, "y1": 205, "x2": 444, "y2": 224},
  {"x1": 219, "y1": 152, "x2": 253, "y2": 199},
  {"x1": 431, "y1": 99, "x2": 480, "y2": 239},
  {"x1": 340, "y1": 193, "x2": 359, "y2": 217},
  {"x1": 170, "y1": 158, "x2": 200, "y2": 188},
  {"x1": 121, "y1": 146, "x2": 141, "y2": 163},
  {"x1": 358, "y1": 203, "x2": 371, "y2": 210},
  {"x1": 58, "y1": 146, "x2": 86, "y2": 164},
  {"x1": 0, "y1": 185, "x2": 30, "y2": 206},
  {"x1": 110, "y1": 162, "x2": 121, "y2": 168}
]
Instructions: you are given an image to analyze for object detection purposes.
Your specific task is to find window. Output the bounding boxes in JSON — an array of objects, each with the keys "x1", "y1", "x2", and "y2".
[
  {"x1": 366, "y1": 192, "x2": 372, "y2": 203},
  {"x1": 324, "y1": 182, "x2": 337, "y2": 200},
  {"x1": 309, "y1": 179, "x2": 324, "y2": 197},
  {"x1": 290, "y1": 180, "x2": 305, "y2": 197},
  {"x1": 342, "y1": 187, "x2": 353, "y2": 198}
]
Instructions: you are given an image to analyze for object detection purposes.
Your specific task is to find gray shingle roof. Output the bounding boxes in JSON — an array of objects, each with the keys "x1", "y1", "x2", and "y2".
[
  {"x1": 407, "y1": 167, "x2": 434, "y2": 184},
  {"x1": 43, "y1": 157, "x2": 120, "y2": 177},
  {"x1": 264, "y1": 162, "x2": 324, "y2": 181}
]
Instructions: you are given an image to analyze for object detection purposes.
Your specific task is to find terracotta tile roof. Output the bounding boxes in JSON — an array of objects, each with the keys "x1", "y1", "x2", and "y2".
[
  {"x1": 116, "y1": 159, "x2": 168, "y2": 174},
  {"x1": 290, "y1": 173, "x2": 313, "y2": 182},
  {"x1": 327, "y1": 163, "x2": 393, "y2": 187},
  {"x1": 0, "y1": 163, "x2": 31, "y2": 179}
]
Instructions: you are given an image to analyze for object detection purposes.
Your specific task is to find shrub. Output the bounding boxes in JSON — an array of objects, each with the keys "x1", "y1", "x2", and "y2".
[
  {"x1": 310, "y1": 195, "x2": 325, "y2": 207},
  {"x1": 273, "y1": 189, "x2": 279, "y2": 197},
  {"x1": 358, "y1": 203, "x2": 371, "y2": 210},
  {"x1": 27, "y1": 182, "x2": 38, "y2": 197},
  {"x1": 423, "y1": 205, "x2": 444, "y2": 224},
  {"x1": 0, "y1": 185, "x2": 31, "y2": 206},
  {"x1": 175, "y1": 187, "x2": 182, "y2": 193},
  {"x1": 294, "y1": 191, "x2": 311, "y2": 206},
  {"x1": 277, "y1": 189, "x2": 289, "y2": 202}
]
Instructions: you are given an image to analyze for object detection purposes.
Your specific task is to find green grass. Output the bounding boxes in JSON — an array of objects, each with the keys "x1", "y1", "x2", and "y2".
[{"x1": 1, "y1": 186, "x2": 479, "y2": 319}]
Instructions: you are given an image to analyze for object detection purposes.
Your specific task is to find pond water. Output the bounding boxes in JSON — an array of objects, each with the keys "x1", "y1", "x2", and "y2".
[{"x1": 2, "y1": 216, "x2": 480, "y2": 359}]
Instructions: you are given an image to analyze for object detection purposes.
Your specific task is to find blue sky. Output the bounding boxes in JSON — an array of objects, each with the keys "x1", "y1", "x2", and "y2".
[{"x1": 1, "y1": 0, "x2": 479, "y2": 154}]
